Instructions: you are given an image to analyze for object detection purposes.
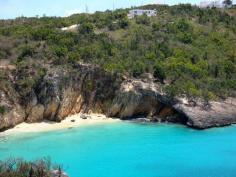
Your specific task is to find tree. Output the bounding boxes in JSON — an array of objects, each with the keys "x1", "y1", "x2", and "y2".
[
  {"x1": 18, "y1": 45, "x2": 35, "y2": 59},
  {"x1": 135, "y1": 15, "x2": 151, "y2": 25},
  {"x1": 118, "y1": 18, "x2": 129, "y2": 29},
  {"x1": 0, "y1": 106, "x2": 5, "y2": 114},
  {"x1": 132, "y1": 62, "x2": 145, "y2": 77},
  {"x1": 176, "y1": 19, "x2": 190, "y2": 32},
  {"x1": 79, "y1": 23, "x2": 94, "y2": 34},
  {"x1": 153, "y1": 64, "x2": 166, "y2": 83}
]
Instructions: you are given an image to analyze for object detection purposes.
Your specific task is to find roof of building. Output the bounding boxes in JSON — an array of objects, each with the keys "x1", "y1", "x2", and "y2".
[{"x1": 129, "y1": 9, "x2": 157, "y2": 12}]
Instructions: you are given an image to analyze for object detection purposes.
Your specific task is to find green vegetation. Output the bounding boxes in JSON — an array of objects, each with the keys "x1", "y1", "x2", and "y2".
[
  {"x1": 0, "y1": 4, "x2": 236, "y2": 100},
  {"x1": 0, "y1": 106, "x2": 5, "y2": 114},
  {"x1": 0, "y1": 158, "x2": 60, "y2": 177}
]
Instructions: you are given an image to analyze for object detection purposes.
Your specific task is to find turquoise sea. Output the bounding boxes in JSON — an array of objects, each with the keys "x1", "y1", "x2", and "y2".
[{"x1": 0, "y1": 121, "x2": 236, "y2": 177}]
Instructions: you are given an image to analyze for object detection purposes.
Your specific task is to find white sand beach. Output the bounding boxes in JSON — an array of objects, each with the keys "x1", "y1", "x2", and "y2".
[{"x1": 1, "y1": 114, "x2": 120, "y2": 136}]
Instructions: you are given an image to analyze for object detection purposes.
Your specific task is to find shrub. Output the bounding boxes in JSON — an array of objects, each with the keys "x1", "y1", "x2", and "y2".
[
  {"x1": 0, "y1": 157, "x2": 60, "y2": 177},
  {"x1": 176, "y1": 19, "x2": 191, "y2": 32},
  {"x1": 135, "y1": 15, "x2": 151, "y2": 25},
  {"x1": 132, "y1": 62, "x2": 145, "y2": 77},
  {"x1": 31, "y1": 28, "x2": 52, "y2": 41},
  {"x1": 0, "y1": 106, "x2": 5, "y2": 114},
  {"x1": 18, "y1": 45, "x2": 35, "y2": 59},
  {"x1": 118, "y1": 18, "x2": 129, "y2": 29},
  {"x1": 153, "y1": 64, "x2": 166, "y2": 83},
  {"x1": 177, "y1": 32, "x2": 192, "y2": 43},
  {"x1": 152, "y1": 23, "x2": 160, "y2": 31},
  {"x1": 52, "y1": 46, "x2": 68, "y2": 58},
  {"x1": 108, "y1": 22, "x2": 119, "y2": 31},
  {"x1": 79, "y1": 23, "x2": 94, "y2": 34}
]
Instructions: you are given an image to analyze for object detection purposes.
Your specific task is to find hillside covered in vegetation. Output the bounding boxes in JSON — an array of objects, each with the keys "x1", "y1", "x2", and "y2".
[{"x1": 0, "y1": 4, "x2": 236, "y2": 101}]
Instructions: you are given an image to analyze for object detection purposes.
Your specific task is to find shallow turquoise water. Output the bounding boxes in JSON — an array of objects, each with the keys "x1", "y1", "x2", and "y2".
[{"x1": 1, "y1": 122, "x2": 236, "y2": 177}]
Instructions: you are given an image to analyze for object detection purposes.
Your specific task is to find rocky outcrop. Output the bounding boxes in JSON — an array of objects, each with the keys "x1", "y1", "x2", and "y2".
[
  {"x1": 26, "y1": 104, "x2": 45, "y2": 123},
  {"x1": 34, "y1": 65, "x2": 122, "y2": 121},
  {"x1": 107, "y1": 79, "x2": 236, "y2": 128},
  {"x1": 0, "y1": 78, "x2": 25, "y2": 131},
  {"x1": 0, "y1": 65, "x2": 236, "y2": 131},
  {"x1": 107, "y1": 79, "x2": 179, "y2": 123},
  {"x1": 1, "y1": 64, "x2": 122, "y2": 130},
  {"x1": 174, "y1": 97, "x2": 236, "y2": 129}
]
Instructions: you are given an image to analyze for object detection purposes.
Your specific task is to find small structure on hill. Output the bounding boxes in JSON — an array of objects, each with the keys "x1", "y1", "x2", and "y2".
[
  {"x1": 61, "y1": 24, "x2": 80, "y2": 32},
  {"x1": 199, "y1": 0, "x2": 230, "y2": 8},
  {"x1": 128, "y1": 9, "x2": 157, "y2": 19}
]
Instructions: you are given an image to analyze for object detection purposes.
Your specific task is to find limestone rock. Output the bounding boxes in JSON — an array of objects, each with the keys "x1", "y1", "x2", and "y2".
[
  {"x1": 0, "y1": 83, "x2": 25, "y2": 131},
  {"x1": 26, "y1": 104, "x2": 45, "y2": 123},
  {"x1": 108, "y1": 79, "x2": 176, "y2": 121},
  {"x1": 174, "y1": 97, "x2": 236, "y2": 129},
  {"x1": 1, "y1": 64, "x2": 236, "y2": 132},
  {"x1": 57, "y1": 88, "x2": 79, "y2": 120}
]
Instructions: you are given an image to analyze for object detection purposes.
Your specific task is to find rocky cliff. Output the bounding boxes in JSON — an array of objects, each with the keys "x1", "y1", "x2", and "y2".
[
  {"x1": 0, "y1": 64, "x2": 122, "y2": 131},
  {"x1": 107, "y1": 78, "x2": 236, "y2": 129},
  {"x1": 174, "y1": 97, "x2": 236, "y2": 129},
  {"x1": 0, "y1": 64, "x2": 236, "y2": 131}
]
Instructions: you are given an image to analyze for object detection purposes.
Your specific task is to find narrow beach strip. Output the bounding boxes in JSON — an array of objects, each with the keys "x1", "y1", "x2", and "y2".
[{"x1": 1, "y1": 114, "x2": 120, "y2": 136}]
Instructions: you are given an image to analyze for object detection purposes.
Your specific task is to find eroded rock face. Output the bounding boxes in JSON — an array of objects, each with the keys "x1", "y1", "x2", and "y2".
[
  {"x1": 108, "y1": 79, "x2": 179, "y2": 122},
  {"x1": 174, "y1": 98, "x2": 236, "y2": 129},
  {"x1": 105, "y1": 78, "x2": 236, "y2": 129},
  {"x1": 26, "y1": 104, "x2": 45, "y2": 123},
  {"x1": 33, "y1": 65, "x2": 122, "y2": 122},
  {"x1": 1, "y1": 65, "x2": 236, "y2": 131},
  {"x1": 0, "y1": 65, "x2": 122, "y2": 130},
  {"x1": 0, "y1": 104, "x2": 25, "y2": 131},
  {"x1": 0, "y1": 81, "x2": 25, "y2": 131}
]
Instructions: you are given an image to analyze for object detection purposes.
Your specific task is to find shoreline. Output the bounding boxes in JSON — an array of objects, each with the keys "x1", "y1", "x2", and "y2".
[{"x1": 0, "y1": 114, "x2": 120, "y2": 136}]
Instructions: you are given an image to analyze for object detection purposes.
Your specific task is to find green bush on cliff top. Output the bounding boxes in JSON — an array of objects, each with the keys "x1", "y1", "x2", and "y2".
[{"x1": 0, "y1": 106, "x2": 5, "y2": 115}]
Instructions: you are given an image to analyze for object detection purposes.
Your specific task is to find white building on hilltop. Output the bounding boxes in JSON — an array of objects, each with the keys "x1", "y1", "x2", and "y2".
[
  {"x1": 61, "y1": 24, "x2": 80, "y2": 31},
  {"x1": 128, "y1": 9, "x2": 157, "y2": 19},
  {"x1": 199, "y1": 0, "x2": 225, "y2": 8}
]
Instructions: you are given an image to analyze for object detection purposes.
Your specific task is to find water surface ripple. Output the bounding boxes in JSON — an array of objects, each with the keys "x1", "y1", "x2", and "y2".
[{"x1": 0, "y1": 122, "x2": 236, "y2": 177}]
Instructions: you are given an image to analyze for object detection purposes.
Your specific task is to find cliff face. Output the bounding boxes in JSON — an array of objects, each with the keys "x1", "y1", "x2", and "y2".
[
  {"x1": 0, "y1": 79, "x2": 25, "y2": 131},
  {"x1": 0, "y1": 64, "x2": 236, "y2": 131},
  {"x1": 108, "y1": 78, "x2": 236, "y2": 129},
  {"x1": 107, "y1": 79, "x2": 181, "y2": 122},
  {"x1": 0, "y1": 65, "x2": 122, "y2": 131}
]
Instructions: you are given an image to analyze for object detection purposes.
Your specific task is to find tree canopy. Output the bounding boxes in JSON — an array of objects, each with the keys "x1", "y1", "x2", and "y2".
[{"x1": 0, "y1": 4, "x2": 236, "y2": 100}]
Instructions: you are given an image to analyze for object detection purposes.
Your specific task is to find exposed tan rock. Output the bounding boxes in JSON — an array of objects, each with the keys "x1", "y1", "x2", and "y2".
[
  {"x1": 44, "y1": 101, "x2": 60, "y2": 121},
  {"x1": 0, "y1": 105, "x2": 25, "y2": 131},
  {"x1": 1, "y1": 64, "x2": 236, "y2": 132},
  {"x1": 26, "y1": 104, "x2": 45, "y2": 123},
  {"x1": 0, "y1": 87, "x2": 25, "y2": 131},
  {"x1": 108, "y1": 79, "x2": 171, "y2": 119},
  {"x1": 57, "y1": 88, "x2": 79, "y2": 120},
  {"x1": 71, "y1": 95, "x2": 84, "y2": 114},
  {"x1": 158, "y1": 106, "x2": 175, "y2": 118}
]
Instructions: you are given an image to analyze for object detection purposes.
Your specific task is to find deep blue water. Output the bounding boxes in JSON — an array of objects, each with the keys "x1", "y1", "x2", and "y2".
[{"x1": 0, "y1": 122, "x2": 236, "y2": 177}]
